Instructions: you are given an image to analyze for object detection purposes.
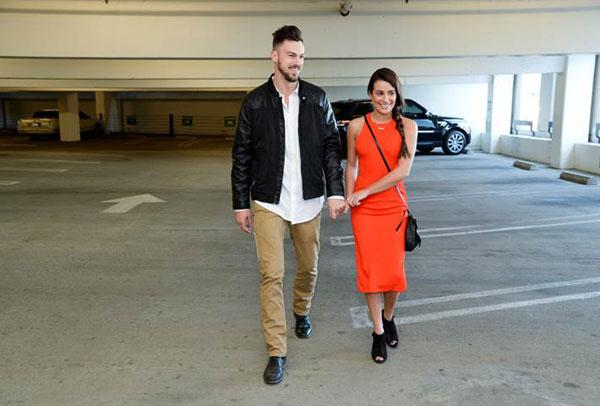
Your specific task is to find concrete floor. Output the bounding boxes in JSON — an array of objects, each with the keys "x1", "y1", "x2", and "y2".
[{"x1": 1, "y1": 135, "x2": 600, "y2": 405}]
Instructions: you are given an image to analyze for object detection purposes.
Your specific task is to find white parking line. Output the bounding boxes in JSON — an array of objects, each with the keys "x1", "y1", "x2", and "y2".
[
  {"x1": 330, "y1": 217, "x2": 600, "y2": 246},
  {"x1": 0, "y1": 167, "x2": 67, "y2": 173},
  {"x1": 178, "y1": 138, "x2": 201, "y2": 147},
  {"x1": 331, "y1": 225, "x2": 481, "y2": 246},
  {"x1": 418, "y1": 225, "x2": 481, "y2": 233},
  {"x1": 0, "y1": 180, "x2": 19, "y2": 186},
  {"x1": 356, "y1": 277, "x2": 600, "y2": 311},
  {"x1": 410, "y1": 189, "x2": 548, "y2": 202},
  {"x1": 0, "y1": 158, "x2": 101, "y2": 165},
  {"x1": 423, "y1": 218, "x2": 600, "y2": 238},
  {"x1": 350, "y1": 290, "x2": 600, "y2": 328}
]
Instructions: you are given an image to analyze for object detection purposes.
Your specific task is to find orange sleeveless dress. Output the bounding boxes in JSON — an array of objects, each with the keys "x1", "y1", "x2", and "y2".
[{"x1": 351, "y1": 114, "x2": 409, "y2": 293}]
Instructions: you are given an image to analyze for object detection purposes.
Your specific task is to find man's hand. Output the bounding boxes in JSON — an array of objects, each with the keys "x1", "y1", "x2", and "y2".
[
  {"x1": 327, "y1": 198, "x2": 348, "y2": 220},
  {"x1": 235, "y1": 209, "x2": 253, "y2": 234}
]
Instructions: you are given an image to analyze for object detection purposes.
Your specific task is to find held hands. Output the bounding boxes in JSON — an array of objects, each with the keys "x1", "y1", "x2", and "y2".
[
  {"x1": 235, "y1": 209, "x2": 253, "y2": 234},
  {"x1": 346, "y1": 189, "x2": 370, "y2": 207},
  {"x1": 327, "y1": 198, "x2": 348, "y2": 220}
]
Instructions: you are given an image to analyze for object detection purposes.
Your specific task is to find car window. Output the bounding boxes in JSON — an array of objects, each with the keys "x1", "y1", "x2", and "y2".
[
  {"x1": 333, "y1": 105, "x2": 345, "y2": 118},
  {"x1": 333, "y1": 104, "x2": 354, "y2": 120},
  {"x1": 32, "y1": 110, "x2": 59, "y2": 119},
  {"x1": 79, "y1": 111, "x2": 91, "y2": 119},
  {"x1": 352, "y1": 103, "x2": 373, "y2": 117},
  {"x1": 403, "y1": 100, "x2": 425, "y2": 115}
]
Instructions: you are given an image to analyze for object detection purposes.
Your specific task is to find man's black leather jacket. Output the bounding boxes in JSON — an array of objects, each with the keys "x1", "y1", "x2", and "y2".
[{"x1": 231, "y1": 76, "x2": 344, "y2": 210}]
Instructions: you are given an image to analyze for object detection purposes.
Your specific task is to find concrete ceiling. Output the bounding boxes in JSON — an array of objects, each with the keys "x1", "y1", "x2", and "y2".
[{"x1": 1, "y1": 0, "x2": 599, "y2": 16}]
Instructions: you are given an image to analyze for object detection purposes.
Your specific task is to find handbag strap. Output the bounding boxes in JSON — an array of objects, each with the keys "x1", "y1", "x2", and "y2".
[{"x1": 363, "y1": 115, "x2": 410, "y2": 211}]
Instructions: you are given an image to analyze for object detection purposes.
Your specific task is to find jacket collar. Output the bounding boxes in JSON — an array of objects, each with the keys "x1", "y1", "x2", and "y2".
[{"x1": 266, "y1": 74, "x2": 305, "y2": 99}]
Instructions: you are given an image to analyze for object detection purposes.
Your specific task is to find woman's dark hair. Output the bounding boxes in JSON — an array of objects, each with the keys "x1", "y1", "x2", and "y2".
[
  {"x1": 367, "y1": 67, "x2": 411, "y2": 159},
  {"x1": 272, "y1": 25, "x2": 303, "y2": 49}
]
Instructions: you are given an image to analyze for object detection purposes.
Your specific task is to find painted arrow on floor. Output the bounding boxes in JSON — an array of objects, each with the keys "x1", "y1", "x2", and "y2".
[{"x1": 102, "y1": 194, "x2": 165, "y2": 213}]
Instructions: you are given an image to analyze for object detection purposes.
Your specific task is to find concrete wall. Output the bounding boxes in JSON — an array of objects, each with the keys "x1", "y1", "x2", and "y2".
[
  {"x1": 574, "y1": 143, "x2": 600, "y2": 175},
  {"x1": 120, "y1": 99, "x2": 243, "y2": 136},
  {"x1": 498, "y1": 134, "x2": 552, "y2": 164},
  {"x1": 1, "y1": 1, "x2": 599, "y2": 59},
  {"x1": 0, "y1": 56, "x2": 565, "y2": 92},
  {"x1": 405, "y1": 83, "x2": 489, "y2": 147}
]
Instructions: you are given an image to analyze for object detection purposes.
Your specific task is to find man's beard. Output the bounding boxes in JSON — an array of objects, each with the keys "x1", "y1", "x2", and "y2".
[{"x1": 277, "y1": 61, "x2": 301, "y2": 83}]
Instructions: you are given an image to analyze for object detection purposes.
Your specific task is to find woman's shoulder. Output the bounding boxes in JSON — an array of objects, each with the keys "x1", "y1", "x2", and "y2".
[
  {"x1": 401, "y1": 116, "x2": 418, "y2": 135},
  {"x1": 347, "y1": 116, "x2": 365, "y2": 135}
]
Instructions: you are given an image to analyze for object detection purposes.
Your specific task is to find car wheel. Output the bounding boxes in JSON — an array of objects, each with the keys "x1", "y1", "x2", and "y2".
[
  {"x1": 442, "y1": 130, "x2": 467, "y2": 155},
  {"x1": 417, "y1": 146, "x2": 434, "y2": 154}
]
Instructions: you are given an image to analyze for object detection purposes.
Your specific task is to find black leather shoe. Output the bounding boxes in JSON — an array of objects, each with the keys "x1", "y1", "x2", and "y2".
[
  {"x1": 294, "y1": 313, "x2": 312, "y2": 339},
  {"x1": 263, "y1": 356, "x2": 287, "y2": 385}
]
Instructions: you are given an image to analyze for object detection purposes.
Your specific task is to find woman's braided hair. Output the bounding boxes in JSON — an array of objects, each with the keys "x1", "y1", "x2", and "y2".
[{"x1": 367, "y1": 68, "x2": 411, "y2": 159}]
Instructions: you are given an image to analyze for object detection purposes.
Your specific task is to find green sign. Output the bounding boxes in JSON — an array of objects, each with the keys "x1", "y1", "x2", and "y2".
[{"x1": 224, "y1": 116, "x2": 236, "y2": 128}]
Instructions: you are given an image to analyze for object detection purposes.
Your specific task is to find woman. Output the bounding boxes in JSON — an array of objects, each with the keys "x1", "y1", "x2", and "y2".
[{"x1": 345, "y1": 68, "x2": 417, "y2": 363}]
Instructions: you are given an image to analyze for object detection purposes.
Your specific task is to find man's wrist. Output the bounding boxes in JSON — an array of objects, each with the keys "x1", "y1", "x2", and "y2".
[{"x1": 327, "y1": 196, "x2": 345, "y2": 200}]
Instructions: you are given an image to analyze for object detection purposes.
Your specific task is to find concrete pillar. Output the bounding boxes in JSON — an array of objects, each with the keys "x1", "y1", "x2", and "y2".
[
  {"x1": 483, "y1": 74, "x2": 514, "y2": 154},
  {"x1": 510, "y1": 74, "x2": 522, "y2": 134},
  {"x1": 551, "y1": 54, "x2": 596, "y2": 169},
  {"x1": 57, "y1": 92, "x2": 80, "y2": 142},
  {"x1": 95, "y1": 91, "x2": 112, "y2": 134},
  {"x1": 537, "y1": 73, "x2": 556, "y2": 136},
  {"x1": 95, "y1": 91, "x2": 106, "y2": 125},
  {"x1": 589, "y1": 55, "x2": 600, "y2": 143},
  {"x1": 1, "y1": 98, "x2": 6, "y2": 129},
  {"x1": 107, "y1": 94, "x2": 120, "y2": 134}
]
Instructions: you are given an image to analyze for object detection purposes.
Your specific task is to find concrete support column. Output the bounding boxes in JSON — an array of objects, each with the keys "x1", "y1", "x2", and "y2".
[
  {"x1": 483, "y1": 74, "x2": 514, "y2": 153},
  {"x1": 510, "y1": 74, "x2": 522, "y2": 133},
  {"x1": 551, "y1": 54, "x2": 596, "y2": 169},
  {"x1": 537, "y1": 73, "x2": 556, "y2": 136},
  {"x1": 95, "y1": 91, "x2": 106, "y2": 125},
  {"x1": 1, "y1": 98, "x2": 6, "y2": 129},
  {"x1": 57, "y1": 92, "x2": 80, "y2": 142},
  {"x1": 107, "y1": 93, "x2": 119, "y2": 134},
  {"x1": 589, "y1": 55, "x2": 600, "y2": 143},
  {"x1": 95, "y1": 91, "x2": 112, "y2": 134}
]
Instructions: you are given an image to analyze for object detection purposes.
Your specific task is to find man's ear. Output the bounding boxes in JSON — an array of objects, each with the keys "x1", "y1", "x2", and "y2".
[{"x1": 270, "y1": 49, "x2": 278, "y2": 64}]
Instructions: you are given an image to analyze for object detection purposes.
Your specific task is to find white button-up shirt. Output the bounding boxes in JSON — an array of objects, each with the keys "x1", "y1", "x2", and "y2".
[{"x1": 254, "y1": 81, "x2": 325, "y2": 224}]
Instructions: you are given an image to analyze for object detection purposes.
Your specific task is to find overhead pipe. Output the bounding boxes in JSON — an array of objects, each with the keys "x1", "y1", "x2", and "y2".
[{"x1": 339, "y1": 0, "x2": 353, "y2": 16}]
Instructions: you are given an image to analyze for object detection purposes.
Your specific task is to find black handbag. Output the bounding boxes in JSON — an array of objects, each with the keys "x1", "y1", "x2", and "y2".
[{"x1": 363, "y1": 116, "x2": 421, "y2": 251}]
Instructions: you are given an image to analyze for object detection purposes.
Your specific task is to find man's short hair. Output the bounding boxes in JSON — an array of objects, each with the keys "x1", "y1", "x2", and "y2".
[{"x1": 272, "y1": 25, "x2": 303, "y2": 49}]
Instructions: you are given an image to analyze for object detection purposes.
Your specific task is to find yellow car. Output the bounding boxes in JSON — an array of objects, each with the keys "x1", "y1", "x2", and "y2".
[{"x1": 17, "y1": 109, "x2": 103, "y2": 138}]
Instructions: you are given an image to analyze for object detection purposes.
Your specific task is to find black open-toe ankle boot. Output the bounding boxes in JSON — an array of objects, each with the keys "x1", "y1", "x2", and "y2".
[
  {"x1": 382, "y1": 309, "x2": 399, "y2": 348},
  {"x1": 371, "y1": 331, "x2": 387, "y2": 364}
]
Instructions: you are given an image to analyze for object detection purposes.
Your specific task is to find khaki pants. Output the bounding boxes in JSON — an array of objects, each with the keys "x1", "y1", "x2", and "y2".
[{"x1": 251, "y1": 202, "x2": 321, "y2": 357}]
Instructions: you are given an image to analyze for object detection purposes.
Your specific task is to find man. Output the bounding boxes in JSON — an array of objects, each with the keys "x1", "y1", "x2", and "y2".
[{"x1": 231, "y1": 25, "x2": 346, "y2": 385}]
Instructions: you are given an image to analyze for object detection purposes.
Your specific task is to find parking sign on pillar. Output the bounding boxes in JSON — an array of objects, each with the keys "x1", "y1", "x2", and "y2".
[
  {"x1": 551, "y1": 54, "x2": 596, "y2": 169},
  {"x1": 58, "y1": 92, "x2": 80, "y2": 142}
]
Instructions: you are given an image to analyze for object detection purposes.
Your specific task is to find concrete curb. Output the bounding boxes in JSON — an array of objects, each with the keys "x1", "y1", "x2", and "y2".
[
  {"x1": 513, "y1": 160, "x2": 537, "y2": 170},
  {"x1": 559, "y1": 171, "x2": 598, "y2": 185}
]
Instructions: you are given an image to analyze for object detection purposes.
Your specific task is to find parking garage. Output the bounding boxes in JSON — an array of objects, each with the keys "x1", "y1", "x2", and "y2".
[{"x1": 1, "y1": 1, "x2": 600, "y2": 405}]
